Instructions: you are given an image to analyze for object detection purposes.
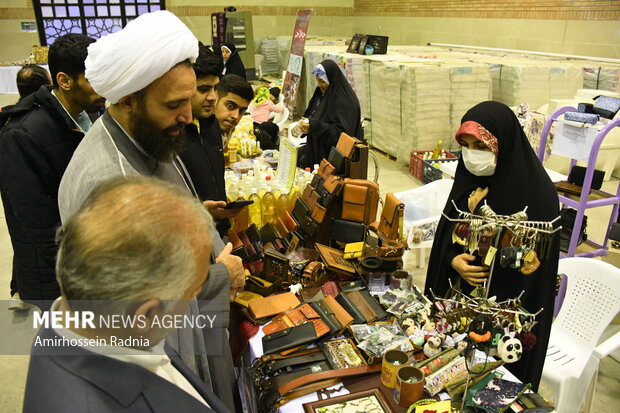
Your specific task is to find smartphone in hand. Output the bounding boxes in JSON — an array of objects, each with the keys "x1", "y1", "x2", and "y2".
[{"x1": 224, "y1": 200, "x2": 254, "y2": 209}]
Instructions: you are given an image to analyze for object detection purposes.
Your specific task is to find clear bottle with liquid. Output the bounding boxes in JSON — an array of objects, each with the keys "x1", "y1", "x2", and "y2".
[
  {"x1": 276, "y1": 187, "x2": 290, "y2": 218},
  {"x1": 288, "y1": 185, "x2": 301, "y2": 211},
  {"x1": 248, "y1": 188, "x2": 262, "y2": 228},
  {"x1": 262, "y1": 185, "x2": 277, "y2": 224},
  {"x1": 232, "y1": 194, "x2": 250, "y2": 233}
]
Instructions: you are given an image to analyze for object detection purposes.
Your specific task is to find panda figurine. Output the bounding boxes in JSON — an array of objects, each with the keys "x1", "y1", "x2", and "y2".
[{"x1": 497, "y1": 335, "x2": 522, "y2": 363}]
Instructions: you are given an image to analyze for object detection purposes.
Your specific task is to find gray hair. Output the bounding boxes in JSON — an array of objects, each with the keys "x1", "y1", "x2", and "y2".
[{"x1": 56, "y1": 175, "x2": 213, "y2": 302}]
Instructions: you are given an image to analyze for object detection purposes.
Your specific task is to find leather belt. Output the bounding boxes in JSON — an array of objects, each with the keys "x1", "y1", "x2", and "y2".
[{"x1": 278, "y1": 364, "x2": 382, "y2": 395}]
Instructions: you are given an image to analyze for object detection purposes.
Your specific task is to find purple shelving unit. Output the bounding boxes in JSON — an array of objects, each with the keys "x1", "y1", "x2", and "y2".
[{"x1": 538, "y1": 106, "x2": 620, "y2": 258}]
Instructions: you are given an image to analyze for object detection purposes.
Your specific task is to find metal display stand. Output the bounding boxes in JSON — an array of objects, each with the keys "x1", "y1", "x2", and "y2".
[{"x1": 538, "y1": 106, "x2": 620, "y2": 257}]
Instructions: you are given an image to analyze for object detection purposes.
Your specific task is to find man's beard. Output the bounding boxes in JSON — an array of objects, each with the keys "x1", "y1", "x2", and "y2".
[{"x1": 130, "y1": 108, "x2": 186, "y2": 162}]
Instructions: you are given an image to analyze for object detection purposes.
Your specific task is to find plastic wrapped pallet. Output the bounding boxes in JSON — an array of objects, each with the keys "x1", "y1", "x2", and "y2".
[
  {"x1": 399, "y1": 62, "x2": 451, "y2": 162},
  {"x1": 368, "y1": 61, "x2": 403, "y2": 158},
  {"x1": 259, "y1": 38, "x2": 280, "y2": 75},
  {"x1": 581, "y1": 63, "x2": 620, "y2": 94}
]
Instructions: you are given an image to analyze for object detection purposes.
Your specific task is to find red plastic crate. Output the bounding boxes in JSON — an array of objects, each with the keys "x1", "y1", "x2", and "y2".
[{"x1": 409, "y1": 150, "x2": 457, "y2": 182}]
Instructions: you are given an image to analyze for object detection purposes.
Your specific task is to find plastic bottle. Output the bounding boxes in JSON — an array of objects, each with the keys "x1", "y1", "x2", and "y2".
[
  {"x1": 232, "y1": 194, "x2": 250, "y2": 232},
  {"x1": 248, "y1": 188, "x2": 262, "y2": 227},
  {"x1": 276, "y1": 188, "x2": 290, "y2": 218},
  {"x1": 432, "y1": 140, "x2": 443, "y2": 159},
  {"x1": 288, "y1": 185, "x2": 301, "y2": 211},
  {"x1": 262, "y1": 185, "x2": 277, "y2": 224}
]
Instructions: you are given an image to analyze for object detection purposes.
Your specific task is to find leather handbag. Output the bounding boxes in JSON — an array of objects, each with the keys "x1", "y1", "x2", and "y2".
[
  {"x1": 317, "y1": 159, "x2": 336, "y2": 179},
  {"x1": 311, "y1": 204, "x2": 327, "y2": 223},
  {"x1": 342, "y1": 179, "x2": 380, "y2": 224},
  {"x1": 262, "y1": 322, "x2": 317, "y2": 355},
  {"x1": 248, "y1": 292, "x2": 301, "y2": 320},
  {"x1": 324, "y1": 295, "x2": 354, "y2": 328},
  {"x1": 335, "y1": 292, "x2": 366, "y2": 324},
  {"x1": 330, "y1": 219, "x2": 366, "y2": 244},
  {"x1": 310, "y1": 299, "x2": 343, "y2": 338},
  {"x1": 336, "y1": 132, "x2": 360, "y2": 159},
  {"x1": 341, "y1": 184, "x2": 368, "y2": 223},
  {"x1": 291, "y1": 198, "x2": 311, "y2": 225},
  {"x1": 327, "y1": 147, "x2": 346, "y2": 176},
  {"x1": 323, "y1": 175, "x2": 344, "y2": 196},
  {"x1": 343, "y1": 242, "x2": 364, "y2": 259},
  {"x1": 377, "y1": 193, "x2": 405, "y2": 241}
]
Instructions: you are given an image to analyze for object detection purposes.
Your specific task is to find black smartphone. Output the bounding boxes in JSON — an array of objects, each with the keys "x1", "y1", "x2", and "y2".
[{"x1": 224, "y1": 200, "x2": 254, "y2": 209}]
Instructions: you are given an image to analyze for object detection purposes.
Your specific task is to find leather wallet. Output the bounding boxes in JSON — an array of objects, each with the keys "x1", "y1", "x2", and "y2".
[
  {"x1": 343, "y1": 179, "x2": 380, "y2": 224},
  {"x1": 346, "y1": 290, "x2": 378, "y2": 323},
  {"x1": 291, "y1": 198, "x2": 311, "y2": 225},
  {"x1": 262, "y1": 322, "x2": 317, "y2": 355},
  {"x1": 263, "y1": 303, "x2": 330, "y2": 338},
  {"x1": 315, "y1": 180, "x2": 328, "y2": 199},
  {"x1": 324, "y1": 295, "x2": 354, "y2": 328},
  {"x1": 248, "y1": 292, "x2": 301, "y2": 320},
  {"x1": 323, "y1": 175, "x2": 344, "y2": 196},
  {"x1": 336, "y1": 132, "x2": 360, "y2": 159},
  {"x1": 340, "y1": 279, "x2": 365, "y2": 292},
  {"x1": 377, "y1": 193, "x2": 405, "y2": 241},
  {"x1": 280, "y1": 210, "x2": 298, "y2": 233},
  {"x1": 315, "y1": 243, "x2": 357, "y2": 275},
  {"x1": 327, "y1": 147, "x2": 346, "y2": 176},
  {"x1": 273, "y1": 218, "x2": 289, "y2": 239},
  {"x1": 341, "y1": 184, "x2": 368, "y2": 223},
  {"x1": 345, "y1": 143, "x2": 369, "y2": 180},
  {"x1": 260, "y1": 222, "x2": 279, "y2": 244},
  {"x1": 320, "y1": 193, "x2": 334, "y2": 209},
  {"x1": 311, "y1": 204, "x2": 327, "y2": 223},
  {"x1": 302, "y1": 188, "x2": 320, "y2": 211},
  {"x1": 344, "y1": 241, "x2": 364, "y2": 259},
  {"x1": 245, "y1": 274, "x2": 281, "y2": 296},
  {"x1": 330, "y1": 219, "x2": 366, "y2": 244},
  {"x1": 233, "y1": 290, "x2": 263, "y2": 307},
  {"x1": 300, "y1": 216, "x2": 319, "y2": 237},
  {"x1": 228, "y1": 229, "x2": 244, "y2": 249},
  {"x1": 357, "y1": 289, "x2": 388, "y2": 321},
  {"x1": 300, "y1": 287, "x2": 325, "y2": 303},
  {"x1": 310, "y1": 174, "x2": 323, "y2": 188},
  {"x1": 321, "y1": 281, "x2": 339, "y2": 298},
  {"x1": 335, "y1": 292, "x2": 366, "y2": 324},
  {"x1": 246, "y1": 223, "x2": 261, "y2": 244},
  {"x1": 264, "y1": 248, "x2": 289, "y2": 282},
  {"x1": 310, "y1": 300, "x2": 343, "y2": 338},
  {"x1": 317, "y1": 159, "x2": 336, "y2": 179}
]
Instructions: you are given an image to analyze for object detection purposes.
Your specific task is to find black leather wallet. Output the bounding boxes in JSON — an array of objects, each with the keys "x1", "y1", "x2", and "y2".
[
  {"x1": 291, "y1": 198, "x2": 311, "y2": 225},
  {"x1": 246, "y1": 223, "x2": 261, "y2": 244},
  {"x1": 245, "y1": 274, "x2": 281, "y2": 296},
  {"x1": 260, "y1": 223, "x2": 280, "y2": 244},
  {"x1": 315, "y1": 180, "x2": 328, "y2": 199},
  {"x1": 264, "y1": 351, "x2": 328, "y2": 376},
  {"x1": 262, "y1": 322, "x2": 317, "y2": 355},
  {"x1": 310, "y1": 174, "x2": 323, "y2": 188},
  {"x1": 335, "y1": 292, "x2": 366, "y2": 324},
  {"x1": 330, "y1": 219, "x2": 366, "y2": 244},
  {"x1": 327, "y1": 147, "x2": 346, "y2": 175},
  {"x1": 310, "y1": 300, "x2": 343, "y2": 338},
  {"x1": 301, "y1": 216, "x2": 319, "y2": 237}
]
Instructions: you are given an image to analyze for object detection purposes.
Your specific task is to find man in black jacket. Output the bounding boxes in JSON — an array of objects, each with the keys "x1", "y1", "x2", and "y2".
[
  {"x1": 179, "y1": 46, "x2": 252, "y2": 238},
  {"x1": 0, "y1": 33, "x2": 105, "y2": 308}
]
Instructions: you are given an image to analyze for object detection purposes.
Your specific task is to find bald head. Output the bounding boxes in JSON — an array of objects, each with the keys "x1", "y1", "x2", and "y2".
[{"x1": 57, "y1": 176, "x2": 212, "y2": 302}]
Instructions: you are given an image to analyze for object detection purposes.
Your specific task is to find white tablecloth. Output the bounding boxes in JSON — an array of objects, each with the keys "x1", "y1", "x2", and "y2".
[{"x1": 0, "y1": 65, "x2": 49, "y2": 94}]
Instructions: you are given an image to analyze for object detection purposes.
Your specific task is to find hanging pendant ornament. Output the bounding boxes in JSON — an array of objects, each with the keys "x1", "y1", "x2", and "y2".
[
  {"x1": 497, "y1": 335, "x2": 523, "y2": 363},
  {"x1": 520, "y1": 250, "x2": 540, "y2": 275}
]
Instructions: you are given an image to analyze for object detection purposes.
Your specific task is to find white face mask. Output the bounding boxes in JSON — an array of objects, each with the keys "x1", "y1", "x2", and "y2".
[{"x1": 462, "y1": 146, "x2": 496, "y2": 176}]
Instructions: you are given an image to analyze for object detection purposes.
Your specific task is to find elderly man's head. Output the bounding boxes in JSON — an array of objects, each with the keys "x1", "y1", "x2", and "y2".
[
  {"x1": 56, "y1": 176, "x2": 212, "y2": 344},
  {"x1": 85, "y1": 11, "x2": 199, "y2": 161}
]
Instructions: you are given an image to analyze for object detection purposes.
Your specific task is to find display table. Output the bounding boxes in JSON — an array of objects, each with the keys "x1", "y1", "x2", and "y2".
[{"x1": 0, "y1": 65, "x2": 49, "y2": 94}]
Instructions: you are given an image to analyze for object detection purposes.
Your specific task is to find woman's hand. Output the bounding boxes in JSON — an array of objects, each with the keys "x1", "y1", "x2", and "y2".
[
  {"x1": 299, "y1": 118, "x2": 310, "y2": 134},
  {"x1": 451, "y1": 253, "x2": 489, "y2": 287},
  {"x1": 468, "y1": 187, "x2": 489, "y2": 213}
]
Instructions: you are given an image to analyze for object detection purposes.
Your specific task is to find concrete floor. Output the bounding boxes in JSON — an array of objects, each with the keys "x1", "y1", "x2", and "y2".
[{"x1": 0, "y1": 92, "x2": 617, "y2": 411}]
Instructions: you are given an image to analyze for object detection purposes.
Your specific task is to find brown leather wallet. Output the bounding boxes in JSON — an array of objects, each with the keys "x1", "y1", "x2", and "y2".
[
  {"x1": 311, "y1": 204, "x2": 327, "y2": 223},
  {"x1": 273, "y1": 218, "x2": 289, "y2": 238},
  {"x1": 248, "y1": 292, "x2": 301, "y2": 320},
  {"x1": 345, "y1": 290, "x2": 377, "y2": 323},
  {"x1": 324, "y1": 295, "x2": 354, "y2": 329},
  {"x1": 323, "y1": 175, "x2": 344, "y2": 195},
  {"x1": 263, "y1": 303, "x2": 330, "y2": 339},
  {"x1": 317, "y1": 159, "x2": 336, "y2": 179},
  {"x1": 336, "y1": 132, "x2": 360, "y2": 159},
  {"x1": 280, "y1": 210, "x2": 298, "y2": 232}
]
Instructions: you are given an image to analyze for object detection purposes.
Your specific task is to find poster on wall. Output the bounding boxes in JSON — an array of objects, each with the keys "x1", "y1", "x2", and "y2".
[{"x1": 282, "y1": 9, "x2": 313, "y2": 113}]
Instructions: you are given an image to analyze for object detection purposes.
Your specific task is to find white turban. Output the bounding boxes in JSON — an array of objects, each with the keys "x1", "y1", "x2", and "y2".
[{"x1": 85, "y1": 10, "x2": 198, "y2": 104}]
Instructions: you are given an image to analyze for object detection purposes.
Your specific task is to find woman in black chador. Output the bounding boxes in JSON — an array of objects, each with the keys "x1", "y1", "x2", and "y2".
[
  {"x1": 298, "y1": 59, "x2": 362, "y2": 167},
  {"x1": 425, "y1": 101, "x2": 560, "y2": 389},
  {"x1": 221, "y1": 42, "x2": 246, "y2": 79}
]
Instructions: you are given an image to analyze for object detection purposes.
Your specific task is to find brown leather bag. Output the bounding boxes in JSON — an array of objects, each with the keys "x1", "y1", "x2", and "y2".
[
  {"x1": 248, "y1": 292, "x2": 301, "y2": 320},
  {"x1": 341, "y1": 179, "x2": 380, "y2": 224},
  {"x1": 377, "y1": 193, "x2": 405, "y2": 241},
  {"x1": 336, "y1": 132, "x2": 360, "y2": 159}
]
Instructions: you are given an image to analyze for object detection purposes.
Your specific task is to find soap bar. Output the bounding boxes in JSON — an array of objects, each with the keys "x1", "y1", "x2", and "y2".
[{"x1": 564, "y1": 111, "x2": 599, "y2": 124}]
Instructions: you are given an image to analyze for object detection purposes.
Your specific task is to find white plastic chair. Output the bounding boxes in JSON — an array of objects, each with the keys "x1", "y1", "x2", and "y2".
[
  {"x1": 395, "y1": 179, "x2": 454, "y2": 268},
  {"x1": 541, "y1": 257, "x2": 620, "y2": 413}
]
